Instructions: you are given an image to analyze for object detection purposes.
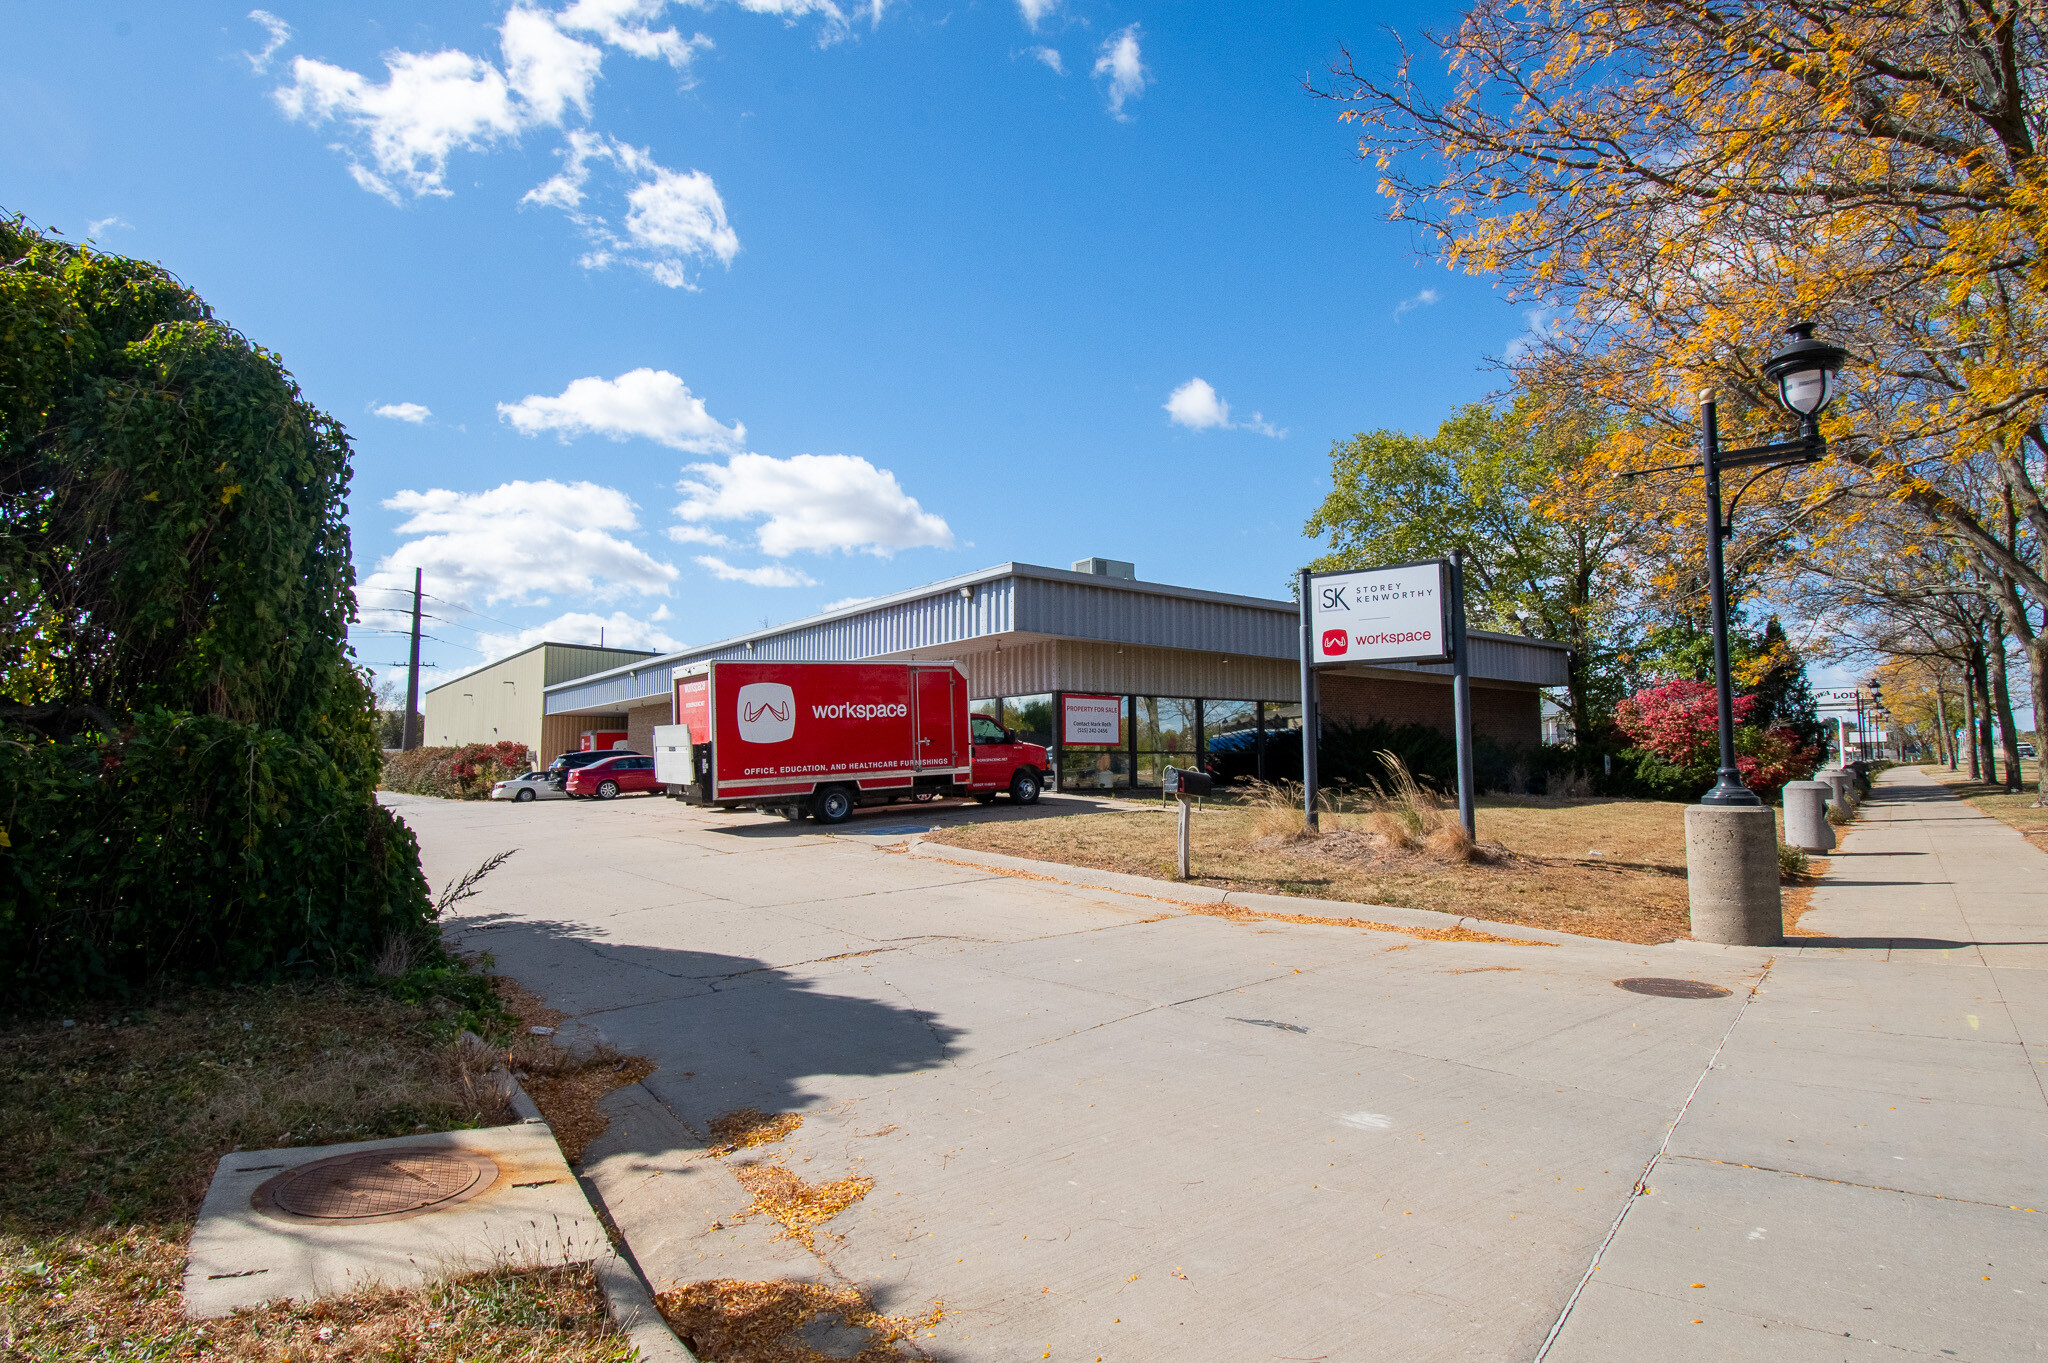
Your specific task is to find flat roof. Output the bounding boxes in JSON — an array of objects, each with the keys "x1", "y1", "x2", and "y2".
[
  {"x1": 545, "y1": 561, "x2": 1565, "y2": 706},
  {"x1": 424, "y1": 639, "x2": 657, "y2": 695}
]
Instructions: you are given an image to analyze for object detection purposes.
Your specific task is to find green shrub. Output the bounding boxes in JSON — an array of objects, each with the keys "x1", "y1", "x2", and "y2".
[
  {"x1": 0, "y1": 218, "x2": 432, "y2": 1002},
  {"x1": 1777, "y1": 843, "x2": 1810, "y2": 878},
  {"x1": 0, "y1": 710, "x2": 431, "y2": 1000}
]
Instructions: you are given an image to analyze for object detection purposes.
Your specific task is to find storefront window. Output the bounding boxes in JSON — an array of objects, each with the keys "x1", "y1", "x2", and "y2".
[
  {"x1": 1134, "y1": 696, "x2": 1197, "y2": 788},
  {"x1": 972, "y1": 695, "x2": 1055, "y2": 748}
]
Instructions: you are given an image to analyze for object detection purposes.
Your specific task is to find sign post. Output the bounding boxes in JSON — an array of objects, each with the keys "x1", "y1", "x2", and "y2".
[
  {"x1": 1449, "y1": 550, "x2": 1476, "y2": 840},
  {"x1": 1299, "y1": 558, "x2": 1469, "y2": 836}
]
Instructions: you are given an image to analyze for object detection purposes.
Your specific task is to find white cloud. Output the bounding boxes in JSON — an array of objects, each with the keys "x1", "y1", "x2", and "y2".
[
  {"x1": 275, "y1": 48, "x2": 523, "y2": 200},
  {"x1": 1027, "y1": 45, "x2": 1063, "y2": 74},
  {"x1": 1164, "y1": 377, "x2": 1285, "y2": 438},
  {"x1": 523, "y1": 134, "x2": 738, "y2": 285},
  {"x1": 1393, "y1": 287, "x2": 1439, "y2": 320},
  {"x1": 694, "y1": 555, "x2": 819, "y2": 587},
  {"x1": 821, "y1": 594, "x2": 874, "y2": 611},
  {"x1": 245, "y1": 9, "x2": 292, "y2": 72},
  {"x1": 499, "y1": 368, "x2": 746, "y2": 451},
  {"x1": 86, "y1": 215, "x2": 132, "y2": 238},
  {"x1": 478, "y1": 607, "x2": 681, "y2": 659},
  {"x1": 1092, "y1": 24, "x2": 1147, "y2": 120},
  {"x1": 501, "y1": 6, "x2": 606, "y2": 125},
  {"x1": 374, "y1": 401, "x2": 433, "y2": 423},
  {"x1": 675, "y1": 452, "x2": 954, "y2": 557},
  {"x1": 1165, "y1": 376, "x2": 1230, "y2": 430},
  {"x1": 363, "y1": 479, "x2": 677, "y2": 614},
  {"x1": 666, "y1": 523, "x2": 734, "y2": 546},
  {"x1": 556, "y1": 0, "x2": 711, "y2": 67},
  {"x1": 1016, "y1": 0, "x2": 1058, "y2": 30}
]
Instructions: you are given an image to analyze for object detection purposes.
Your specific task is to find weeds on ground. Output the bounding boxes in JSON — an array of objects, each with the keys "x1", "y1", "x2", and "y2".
[
  {"x1": 2, "y1": 1232, "x2": 630, "y2": 1361},
  {"x1": 1777, "y1": 843, "x2": 1811, "y2": 878}
]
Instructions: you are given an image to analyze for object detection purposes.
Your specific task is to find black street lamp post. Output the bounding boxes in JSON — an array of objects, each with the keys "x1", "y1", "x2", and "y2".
[{"x1": 1694, "y1": 322, "x2": 1850, "y2": 806}]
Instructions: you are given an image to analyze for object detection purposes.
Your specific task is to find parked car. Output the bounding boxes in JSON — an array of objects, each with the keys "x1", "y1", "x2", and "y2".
[
  {"x1": 546, "y1": 747, "x2": 641, "y2": 788},
  {"x1": 565, "y1": 753, "x2": 662, "y2": 800},
  {"x1": 490, "y1": 770, "x2": 567, "y2": 803},
  {"x1": 2020, "y1": 741, "x2": 2038, "y2": 759}
]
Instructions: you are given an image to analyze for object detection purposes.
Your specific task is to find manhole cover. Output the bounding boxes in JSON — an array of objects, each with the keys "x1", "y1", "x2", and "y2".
[
  {"x1": 1614, "y1": 977, "x2": 1732, "y2": 999},
  {"x1": 253, "y1": 1148, "x2": 499, "y2": 1225}
]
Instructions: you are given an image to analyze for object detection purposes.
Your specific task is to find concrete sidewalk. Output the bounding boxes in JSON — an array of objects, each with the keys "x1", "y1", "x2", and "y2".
[{"x1": 1544, "y1": 765, "x2": 2048, "y2": 1360}]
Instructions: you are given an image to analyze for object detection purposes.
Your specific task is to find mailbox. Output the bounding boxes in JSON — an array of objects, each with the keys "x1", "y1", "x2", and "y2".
[{"x1": 1163, "y1": 766, "x2": 1213, "y2": 797}]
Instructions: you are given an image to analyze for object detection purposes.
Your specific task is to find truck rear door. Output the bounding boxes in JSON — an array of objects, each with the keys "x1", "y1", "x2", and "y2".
[{"x1": 913, "y1": 668, "x2": 956, "y2": 770}]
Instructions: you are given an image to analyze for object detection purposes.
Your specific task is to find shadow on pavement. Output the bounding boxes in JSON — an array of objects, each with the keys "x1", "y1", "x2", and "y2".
[
  {"x1": 459, "y1": 914, "x2": 963, "y2": 1122},
  {"x1": 1793, "y1": 935, "x2": 2046, "y2": 950}
]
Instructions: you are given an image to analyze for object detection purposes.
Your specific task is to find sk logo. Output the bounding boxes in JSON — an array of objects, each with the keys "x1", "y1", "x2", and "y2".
[
  {"x1": 735, "y1": 683, "x2": 796, "y2": 744},
  {"x1": 1321, "y1": 629, "x2": 1349, "y2": 657}
]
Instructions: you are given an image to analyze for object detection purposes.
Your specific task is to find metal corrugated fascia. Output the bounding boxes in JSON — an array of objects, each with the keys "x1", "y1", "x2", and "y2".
[{"x1": 1014, "y1": 576, "x2": 1296, "y2": 659}]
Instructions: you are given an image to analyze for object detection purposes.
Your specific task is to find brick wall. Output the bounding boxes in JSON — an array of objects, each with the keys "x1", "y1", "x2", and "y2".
[
  {"x1": 624, "y1": 702, "x2": 667, "y2": 756},
  {"x1": 1316, "y1": 674, "x2": 1541, "y2": 748}
]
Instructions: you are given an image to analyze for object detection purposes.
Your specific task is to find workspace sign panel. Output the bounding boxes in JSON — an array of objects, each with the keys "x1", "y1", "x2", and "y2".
[{"x1": 1309, "y1": 561, "x2": 1452, "y2": 665}]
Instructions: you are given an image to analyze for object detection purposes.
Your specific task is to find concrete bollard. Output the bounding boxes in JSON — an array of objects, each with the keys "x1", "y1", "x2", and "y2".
[
  {"x1": 1684, "y1": 804, "x2": 1783, "y2": 945},
  {"x1": 1823, "y1": 769, "x2": 1855, "y2": 812},
  {"x1": 1782, "y1": 780, "x2": 1836, "y2": 853}
]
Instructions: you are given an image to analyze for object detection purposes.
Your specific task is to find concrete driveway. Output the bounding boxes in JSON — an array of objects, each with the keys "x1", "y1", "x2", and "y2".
[{"x1": 390, "y1": 788, "x2": 1773, "y2": 1361}]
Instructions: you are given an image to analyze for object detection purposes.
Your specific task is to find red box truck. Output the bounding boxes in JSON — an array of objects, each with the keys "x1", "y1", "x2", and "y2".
[{"x1": 656, "y1": 660, "x2": 1049, "y2": 823}]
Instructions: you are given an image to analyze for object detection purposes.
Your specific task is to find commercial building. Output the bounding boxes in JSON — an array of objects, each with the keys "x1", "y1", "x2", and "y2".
[
  {"x1": 542, "y1": 560, "x2": 1569, "y2": 791},
  {"x1": 421, "y1": 641, "x2": 657, "y2": 759}
]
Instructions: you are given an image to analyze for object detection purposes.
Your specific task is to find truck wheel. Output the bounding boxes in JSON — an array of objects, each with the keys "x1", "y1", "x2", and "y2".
[
  {"x1": 515, "y1": 788, "x2": 535, "y2": 803},
  {"x1": 813, "y1": 786, "x2": 854, "y2": 824},
  {"x1": 596, "y1": 780, "x2": 620, "y2": 800},
  {"x1": 1009, "y1": 770, "x2": 1042, "y2": 805}
]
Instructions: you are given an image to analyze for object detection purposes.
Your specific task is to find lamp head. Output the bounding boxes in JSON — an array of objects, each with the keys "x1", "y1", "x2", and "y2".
[{"x1": 1762, "y1": 321, "x2": 1849, "y2": 418}]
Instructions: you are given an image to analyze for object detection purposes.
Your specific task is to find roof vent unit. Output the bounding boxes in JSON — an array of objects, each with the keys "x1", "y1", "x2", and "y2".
[{"x1": 1072, "y1": 557, "x2": 1136, "y2": 580}]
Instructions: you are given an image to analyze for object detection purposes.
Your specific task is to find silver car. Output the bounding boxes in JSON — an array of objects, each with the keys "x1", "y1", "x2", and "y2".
[{"x1": 490, "y1": 770, "x2": 568, "y2": 803}]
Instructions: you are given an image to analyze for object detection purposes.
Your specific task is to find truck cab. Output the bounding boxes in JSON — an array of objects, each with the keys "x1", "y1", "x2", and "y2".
[{"x1": 969, "y1": 713, "x2": 1049, "y2": 804}]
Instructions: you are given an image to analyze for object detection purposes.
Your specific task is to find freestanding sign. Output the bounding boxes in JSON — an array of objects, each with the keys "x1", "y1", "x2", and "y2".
[
  {"x1": 1298, "y1": 556, "x2": 1475, "y2": 839},
  {"x1": 1308, "y1": 561, "x2": 1452, "y2": 666}
]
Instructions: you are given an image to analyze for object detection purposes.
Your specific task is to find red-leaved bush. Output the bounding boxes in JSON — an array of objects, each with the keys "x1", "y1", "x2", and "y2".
[
  {"x1": 1615, "y1": 679, "x2": 1818, "y2": 797},
  {"x1": 1614, "y1": 680, "x2": 1754, "y2": 767},
  {"x1": 381, "y1": 742, "x2": 533, "y2": 799}
]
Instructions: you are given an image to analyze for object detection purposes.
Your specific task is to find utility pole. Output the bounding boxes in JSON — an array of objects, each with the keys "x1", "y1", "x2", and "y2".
[{"x1": 403, "y1": 567, "x2": 423, "y2": 750}]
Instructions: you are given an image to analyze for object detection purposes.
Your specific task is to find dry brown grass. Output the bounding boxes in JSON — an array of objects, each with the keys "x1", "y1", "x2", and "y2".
[
  {"x1": 0, "y1": 976, "x2": 632, "y2": 1360},
  {"x1": 659, "y1": 1278, "x2": 942, "y2": 1363},
  {"x1": 494, "y1": 977, "x2": 657, "y2": 1165},
  {"x1": 709, "y1": 1108, "x2": 806, "y2": 1154},
  {"x1": 2, "y1": 1228, "x2": 630, "y2": 1361},
  {"x1": 929, "y1": 795, "x2": 1699, "y2": 943}
]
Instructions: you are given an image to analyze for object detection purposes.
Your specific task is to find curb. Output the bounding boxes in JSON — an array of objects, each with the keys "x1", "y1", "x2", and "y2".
[
  {"x1": 906, "y1": 836, "x2": 1775, "y2": 959},
  {"x1": 495, "y1": 1067, "x2": 698, "y2": 1363}
]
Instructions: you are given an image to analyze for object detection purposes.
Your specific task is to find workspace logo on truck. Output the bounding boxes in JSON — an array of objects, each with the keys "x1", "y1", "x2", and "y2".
[{"x1": 735, "y1": 683, "x2": 796, "y2": 744}]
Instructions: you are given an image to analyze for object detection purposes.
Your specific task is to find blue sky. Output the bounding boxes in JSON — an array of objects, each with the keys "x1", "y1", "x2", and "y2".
[{"x1": 7, "y1": 0, "x2": 1560, "y2": 692}]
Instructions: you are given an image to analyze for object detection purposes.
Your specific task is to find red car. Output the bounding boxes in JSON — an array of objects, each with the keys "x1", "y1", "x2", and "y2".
[{"x1": 564, "y1": 753, "x2": 662, "y2": 800}]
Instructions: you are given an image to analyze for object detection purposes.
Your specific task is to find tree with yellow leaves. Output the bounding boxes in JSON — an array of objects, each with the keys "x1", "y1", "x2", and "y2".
[{"x1": 1320, "y1": 0, "x2": 2048, "y2": 801}]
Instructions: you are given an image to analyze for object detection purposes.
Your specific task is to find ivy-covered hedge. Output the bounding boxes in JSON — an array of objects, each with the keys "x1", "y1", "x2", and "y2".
[
  {"x1": 381, "y1": 743, "x2": 534, "y2": 799},
  {"x1": 0, "y1": 217, "x2": 434, "y2": 1002},
  {"x1": 1, "y1": 710, "x2": 431, "y2": 999}
]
